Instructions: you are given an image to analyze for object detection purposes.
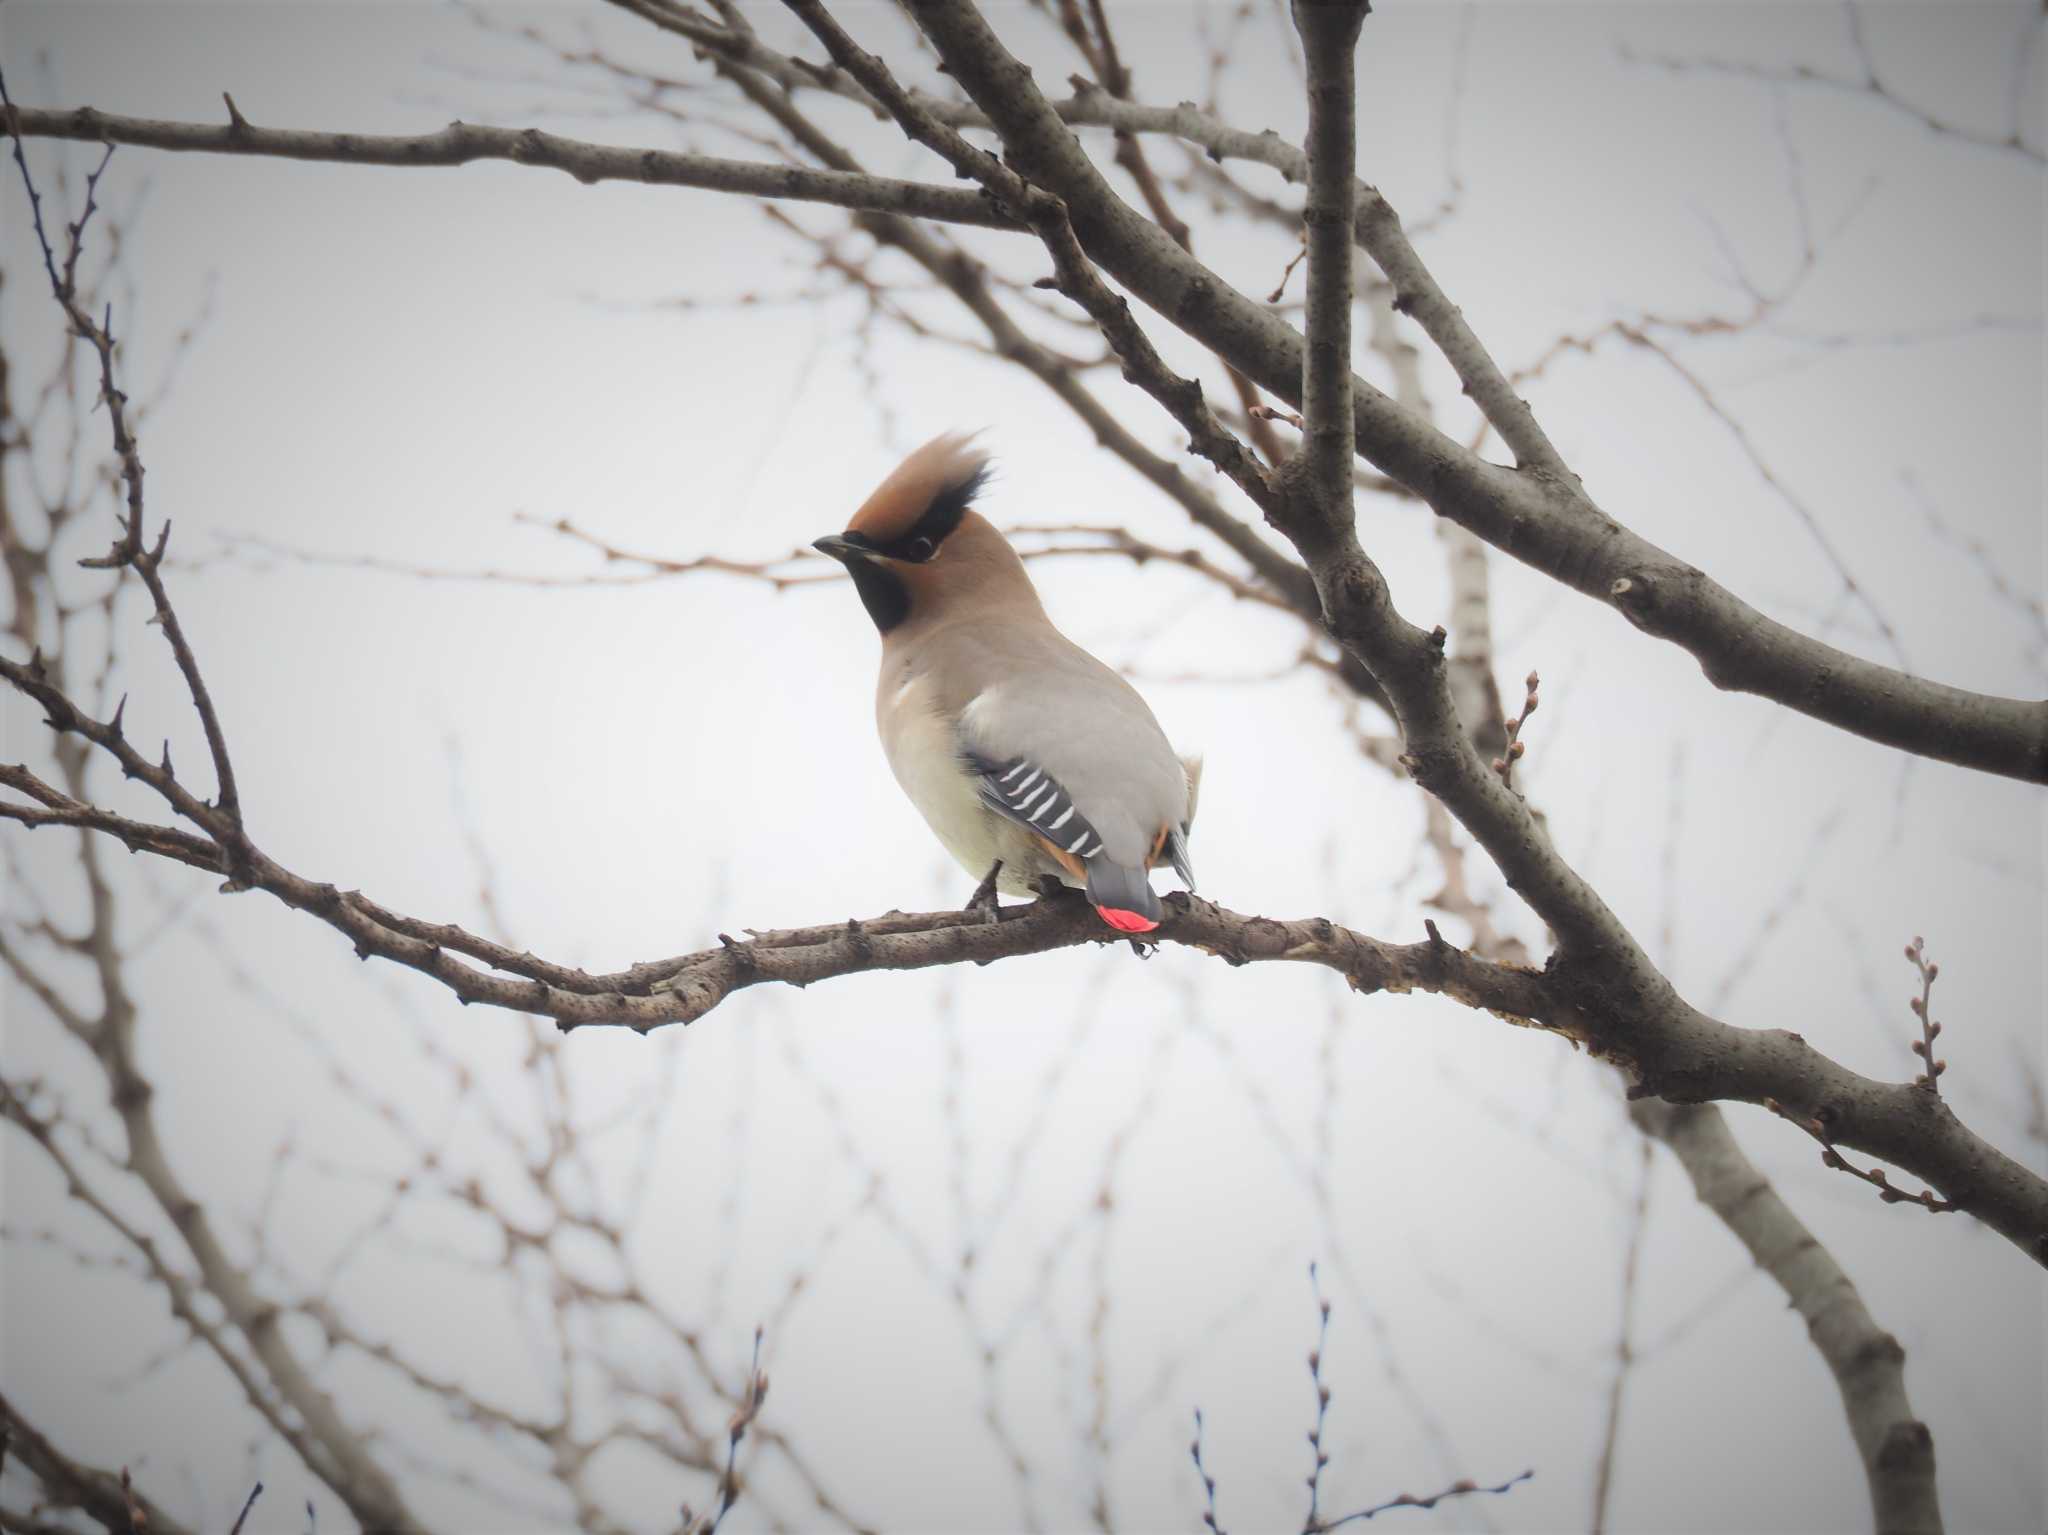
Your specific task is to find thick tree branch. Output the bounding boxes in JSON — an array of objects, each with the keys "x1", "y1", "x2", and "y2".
[
  {"x1": 1634, "y1": 1100, "x2": 1942, "y2": 1534},
  {"x1": 1275, "y1": 0, "x2": 1366, "y2": 529},
  {"x1": 1356, "y1": 230, "x2": 1945, "y2": 1515}
]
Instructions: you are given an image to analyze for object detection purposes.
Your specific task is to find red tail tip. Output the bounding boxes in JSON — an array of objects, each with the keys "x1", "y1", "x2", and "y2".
[{"x1": 1096, "y1": 906, "x2": 1159, "y2": 934}]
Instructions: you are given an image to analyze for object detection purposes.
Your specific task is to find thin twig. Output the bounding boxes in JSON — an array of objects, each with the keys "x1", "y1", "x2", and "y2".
[
  {"x1": 1491, "y1": 671, "x2": 1539, "y2": 792},
  {"x1": 1762, "y1": 1098, "x2": 1958, "y2": 1214},
  {"x1": 1312, "y1": 1469, "x2": 1534, "y2": 1531},
  {"x1": 681, "y1": 1328, "x2": 768, "y2": 1535},
  {"x1": 227, "y1": 1484, "x2": 264, "y2": 1535},
  {"x1": 1904, "y1": 937, "x2": 1946, "y2": 1096},
  {"x1": 1189, "y1": 1409, "x2": 1226, "y2": 1535},
  {"x1": 1301, "y1": 1262, "x2": 1333, "y2": 1535}
]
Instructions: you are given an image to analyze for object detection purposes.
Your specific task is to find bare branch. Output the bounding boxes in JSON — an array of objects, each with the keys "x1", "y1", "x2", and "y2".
[
  {"x1": 1490, "y1": 671, "x2": 1539, "y2": 792},
  {"x1": 1589, "y1": 1139, "x2": 1653, "y2": 1535},
  {"x1": 783, "y1": 0, "x2": 1284, "y2": 530},
  {"x1": 1188, "y1": 1409, "x2": 1226, "y2": 1535},
  {"x1": 0, "y1": 1397, "x2": 192, "y2": 1535},
  {"x1": 1763, "y1": 1098, "x2": 1960, "y2": 1217},
  {"x1": 3, "y1": 82, "x2": 247, "y2": 856},
  {"x1": 680, "y1": 1328, "x2": 768, "y2": 1535},
  {"x1": 1, "y1": 103, "x2": 1017, "y2": 229},
  {"x1": 1904, "y1": 936, "x2": 1947, "y2": 1095},
  {"x1": 1277, "y1": 0, "x2": 1365, "y2": 525},
  {"x1": 0, "y1": 765, "x2": 226, "y2": 873},
  {"x1": 1050, "y1": 0, "x2": 1290, "y2": 468},
  {"x1": 1313, "y1": 1471, "x2": 1533, "y2": 1532},
  {"x1": 1300, "y1": 1261, "x2": 1334, "y2": 1535},
  {"x1": 1635, "y1": 1100, "x2": 1942, "y2": 1533},
  {"x1": 1623, "y1": 13, "x2": 2045, "y2": 166}
]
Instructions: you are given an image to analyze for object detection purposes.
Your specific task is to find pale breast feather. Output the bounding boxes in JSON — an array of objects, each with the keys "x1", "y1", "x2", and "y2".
[{"x1": 877, "y1": 671, "x2": 1008, "y2": 874}]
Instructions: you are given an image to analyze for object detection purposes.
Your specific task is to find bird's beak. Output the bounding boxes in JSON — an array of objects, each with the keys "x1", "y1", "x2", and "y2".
[{"x1": 811, "y1": 534, "x2": 871, "y2": 564}]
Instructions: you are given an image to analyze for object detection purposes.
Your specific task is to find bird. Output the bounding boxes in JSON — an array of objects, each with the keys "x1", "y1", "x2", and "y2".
[{"x1": 813, "y1": 431, "x2": 1199, "y2": 934}]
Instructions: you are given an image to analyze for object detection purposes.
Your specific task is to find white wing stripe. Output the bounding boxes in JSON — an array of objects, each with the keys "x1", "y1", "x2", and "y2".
[{"x1": 972, "y1": 753, "x2": 1108, "y2": 866}]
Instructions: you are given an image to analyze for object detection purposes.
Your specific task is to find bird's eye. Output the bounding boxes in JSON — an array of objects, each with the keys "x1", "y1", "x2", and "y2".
[{"x1": 907, "y1": 536, "x2": 936, "y2": 561}]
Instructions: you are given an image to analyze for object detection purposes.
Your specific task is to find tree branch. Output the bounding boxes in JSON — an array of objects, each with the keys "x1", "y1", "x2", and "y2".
[
  {"x1": 1276, "y1": 0, "x2": 1366, "y2": 529},
  {"x1": 1634, "y1": 1100, "x2": 1943, "y2": 1534},
  {"x1": 0, "y1": 103, "x2": 1017, "y2": 228},
  {"x1": 0, "y1": 1395, "x2": 192, "y2": 1535}
]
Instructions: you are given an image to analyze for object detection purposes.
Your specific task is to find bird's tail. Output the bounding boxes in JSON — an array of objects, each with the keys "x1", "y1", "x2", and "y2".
[{"x1": 1085, "y1": 860, "x2": 1163, "y2": 933}]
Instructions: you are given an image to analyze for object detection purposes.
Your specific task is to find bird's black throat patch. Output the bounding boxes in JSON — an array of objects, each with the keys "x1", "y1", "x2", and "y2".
[{"x1": 845, "y1": 554, "x2": 911, "y2": 633}]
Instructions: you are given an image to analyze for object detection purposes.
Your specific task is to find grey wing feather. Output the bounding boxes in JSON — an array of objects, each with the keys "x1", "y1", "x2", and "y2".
[
  {"x1": 967, "y1": 750, "x2": 1106, "y2": 859},
  {"x1": 940, "y1": 620, "x2": 1193, "y2": 869}
]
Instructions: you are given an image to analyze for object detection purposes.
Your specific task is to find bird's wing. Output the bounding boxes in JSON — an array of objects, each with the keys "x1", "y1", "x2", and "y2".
[
  {"x1": 963, "y1": 748, "x2": 1108, "y2": 862},
  {"x1": 939, "y1": 629, "x2": 1183, "y2": 852}
]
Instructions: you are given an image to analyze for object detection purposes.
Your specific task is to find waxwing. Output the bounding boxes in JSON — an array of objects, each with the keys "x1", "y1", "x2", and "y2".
[{"x1": 813, "y1": 432, "x2": 1200, "y2": 933}]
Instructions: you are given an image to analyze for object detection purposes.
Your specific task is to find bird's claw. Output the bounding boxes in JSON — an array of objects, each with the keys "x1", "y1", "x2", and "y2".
[{"x1": 966, "y1": 859, "x2": 1004, "y2": 924}]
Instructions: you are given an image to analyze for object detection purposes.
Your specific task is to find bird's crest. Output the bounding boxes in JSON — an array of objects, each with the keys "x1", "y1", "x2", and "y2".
[{"x1": 846, "y1": 430, "x2": 992, "y2": 550}]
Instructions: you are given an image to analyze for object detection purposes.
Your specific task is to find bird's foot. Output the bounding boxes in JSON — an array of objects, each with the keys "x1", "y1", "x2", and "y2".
[{"x1": 966, "y1": 859, "x2": 1004, "y2": 924}]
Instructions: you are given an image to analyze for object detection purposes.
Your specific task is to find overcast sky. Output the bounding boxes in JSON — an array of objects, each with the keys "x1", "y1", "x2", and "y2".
[{"x1": 2, "y1": 4, "x2": 2043, "y2": 1533}]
